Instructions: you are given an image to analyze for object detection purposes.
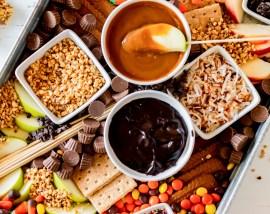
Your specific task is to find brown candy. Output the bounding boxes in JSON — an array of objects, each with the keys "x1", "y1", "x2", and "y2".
[
  {"x1": 81, "y1": 34, "x2": 97, "y2": 48},
  {"x1": 57, "y1": 163, "x2": 74, "y2": 179},
  {"x1": 218, "y1": 127, "x2": 236, "y2": 143},
  {"x1": 250, "y1": 105, "x2": 269, "y2": 123},
  {"x1": 36, "y1": 29, "x2": 51, "y2": 41},
  {"x1": 112, "y1": 89, "x2": 129, "y2": 103},
  {"x1": 99, "y1": 90, "x2": 114, "y2": 106},
  {"x1": 229, "y1": 150, "x2": 243, "y2": 164},
  {"x1": 65, "y1": 138, "x2": 81, "y2": 152},
  {"x1": 78, "y1": 129, "x2": 95, "y2": 144},
  {"x1": 55, "y1": 25, "x2": 66, "y2": 35},
  {"x1": 50, "y1": 150, "x2": 61, "y2": 159},
  {"x1": 91, "y1": 46, "x2": 103, "y2": 61},
  {"x1": 79, "y1": 14, "x2": 97, "y2": 32},
  {"x1": 217, "y1": 144, "x2": 232, "y2": 160},
  {"x1": 240, "y1": 114, "x2": 253, "y2": 126},
  {"x1": 260, "y1": 79, "x2": 270, "y2": 95},
  {"x1": 231, "y1": 134, "x2": 248, "y2": 151},
  {"x1": 31, "y1": 157, "x2": 45, "y2": 169},
  {"x1": 63, "y1": 150, "x2": 80, "y2": 166},
  {"x1": 79, "y1": 153, "x2": 93, "y2": 169},
  {"x1": 61, "y1": 10, "x2": 76, "y2": 26},
  {"x1": 93, "y1": 136, "x2": 106, "y2": 154},
  {"x1": 26, "y1": 33, "x2": 44, "y2": 51},
  {"x1": 43, "y1": 11, "x2": 61, "y2": 28},
  {"x1": 111, "y1": 76, "x2": 129, "y2": 93},
  {"x1": 240, "y1": 126, "x2": 254, "y2": 139},
  {"x1": 58, "y1": 141, "x2": 67, "y2": 152},
  {"x1": 82, "y1": 118, "x2": 100, "y2": 134},
  {"x1": 43, "y1": 156, "x2": 60, "y2": 172},
  {"x1": 88, "y1": 100, "x2": 105, "y2": 117},
  {"x1": 97, "y1": 121, "x2": 105, "y2": 135},
  {"x1": 66, "y1": 0, "x2": 82, "y2": 10},
  {"x1": 39, "y1": 22, "x2": 54, "y2": 33}
]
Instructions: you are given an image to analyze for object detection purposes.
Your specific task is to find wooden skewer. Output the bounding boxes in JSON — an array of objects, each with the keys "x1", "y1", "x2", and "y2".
[{"x1": 190, "y1": 37, "x2": 270, "y2": 45}]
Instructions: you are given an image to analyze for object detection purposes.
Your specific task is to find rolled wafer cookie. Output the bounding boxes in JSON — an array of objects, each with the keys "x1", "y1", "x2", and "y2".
[
  {"x1": 88, "y1": 0, "x2": 116, "y2": 17},
  {"x1": 80, "y1": 0, "x2": 106, "y2": 23}
]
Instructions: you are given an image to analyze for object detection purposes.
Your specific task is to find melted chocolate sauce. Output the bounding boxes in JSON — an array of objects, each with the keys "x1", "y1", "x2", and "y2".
[{"x1": 109, "y1": 98, "x2": 187, "y2": 175}]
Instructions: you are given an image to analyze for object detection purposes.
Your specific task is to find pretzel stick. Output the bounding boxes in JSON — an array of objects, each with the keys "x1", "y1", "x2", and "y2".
[{"x1": 190, "y1": 37, "x2": 270, "y2": 45}]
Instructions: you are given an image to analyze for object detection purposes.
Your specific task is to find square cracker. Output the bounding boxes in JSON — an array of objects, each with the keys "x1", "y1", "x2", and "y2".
[
  {"x1": 178, "y1": 0, "x2": 215, "y2": 11},
  {"x1": 72, "y1": 154, "x2": 121, "y2": 197},
  {"x1": 88, "y1": 174, "x2": 137, "y2": 213},
  {"x1": 184, "y1": 3, "x2": 222, "y2": 30}
]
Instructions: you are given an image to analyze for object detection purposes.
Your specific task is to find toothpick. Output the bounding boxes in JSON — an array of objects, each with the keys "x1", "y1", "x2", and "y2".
[{"x1": 190, "y1": 37, "x2": 270, "y2": 45}]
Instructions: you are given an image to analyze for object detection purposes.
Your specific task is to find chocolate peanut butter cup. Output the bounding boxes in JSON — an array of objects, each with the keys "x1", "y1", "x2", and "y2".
[
  {"x1": 39, "y1": 21, "x2": 54, "y2": 33},
  {"x1": 218, "y1": 127, "x2": 236, "y2": 143},
  {"x1": 250, "y1": 105, "x2": 269, "y2": 123},
  {"x1": 31, "y1": 157, "x2": 45, "y2": 169},
  {"x1": 43, "y1": 156, "x2": 60, "y2": 172},
  {"x1": 231, "y1": 134, "x2": 248, "y2": 152},
  {"x1": 58, "y1": 141, "x2": 67, "y2": 152},
  {"x1": 82, "y1": 118, "x2": 100, "y2": 134},
  {"x1": 79, "y1": 14, "x2": 97, "y2": 32},
  {"x1": 61, "y1": 10, "x2": 76, "y2": 26},
  {"x1": 99, "y1": 90, "x2": 114, "y2": 106},
  {"x1": 217, "y1": 144, "x2": 232, "y2": 160},
  {"x1": 78, "y1": 129, "x2": 95, "y2": 144},
  {"x1": 66, "y1": 0, "x2": 82, "y2": 10},
  {"x1": 112, "y1": 89, "x2": 129, "y2": 103},
  {"x1": 26, "y1": 33, "x2": 44, "y2": 51},
  {"x1": 97, "y1": 121, "x2": 105, "y2": 135},
  {"x1": 93, "y1": 136, "x2": 106, "y2": 154},
  {"x1": 79, "y1": 153, "x2": 93, "y2": 170},
  {"x1": 260, "y1": 79, "x2": 270, "y2": 95},
  {"x1": 43, "y1": 11, "x2": 61, "y2": 28},
  {"x1": 50, "y1": 150, "x2": 61, "y2": 159},
  {"x1": 240, "y1": 114, "x2": 253, "y2": 126},
  {"x1": 229, "y1": 150, "x2": 243, "y2": 164},
  {"x1": 240, "y1": 126, "x2": 254, "y2": 139},
  {"x1": 55, "y1": 25, "x2": 66, "y2": 35},
  {"x1": 111, "y1": 76, "x2": 129, "y2": 93},
  {"x1": 63, "y1": 150, "x2": 80, "y2": 166},
  {"x1": 57, "y1": 163, "x2": 74, "y2": 179},
  {"x1": 88, "y1": 100, "x2": 105, "y2": 117},
  {"x1": 65, "y1": 138, "x2": 81, "y2": 153},
  {"x1": 80, "y1": 34, "x2": 97, "y2": 48},
  {"x1": 91, "y1": 46, "x2": 103, "y2": 61}
]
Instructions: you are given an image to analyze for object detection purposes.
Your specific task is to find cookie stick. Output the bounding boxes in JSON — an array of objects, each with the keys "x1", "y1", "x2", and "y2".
[
  {"x1": 89, "y1": 0, "x2": 116, "y2": 17},
  {"x1": 80, "y1": 0, "x2": 106, "y2": 23}
]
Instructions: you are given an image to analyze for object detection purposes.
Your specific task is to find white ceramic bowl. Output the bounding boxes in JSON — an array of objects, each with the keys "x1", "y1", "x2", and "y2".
[
  {"x1": 135, "y1": 203, "x2": 174, "y2": 214},
  {"x1": 104, "y1": 90, "x2": 195, "y2": 181},
  {"x1": 101, "y1": 0, "x2": 191, "y2": 85},
  {"x1": 242, "y1": 0, "x2": 270, "y2": 25},
  {"x1": 15, "y1": 29, "x2": 111, "y2": 124},
  {"x1": 171, "y1": 45, "x2": 261, "y2": 140}
]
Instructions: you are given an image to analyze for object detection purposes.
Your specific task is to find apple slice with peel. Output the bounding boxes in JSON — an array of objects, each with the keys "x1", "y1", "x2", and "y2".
[
  {"x1": 53, "y1": 173, "x2": 87, "y2": 203},
  {"x1": 251, "y1": 40, "x2": 270, "y2": 56},
  {"x1": 13, "y1": 181, "x2": 33, "y2": 205},
  {"x1": 225, "y1": 0, "x2": 244, "y2": 23},
  {"x1": 46, "y1": 203, "x2": 97, "y2": 214},
  {"x1": 241, "y1": 58, "x2": 270, "y2": 83},
  {"x1": 0, "y1": 168, "x2": 23, "y2": 199},
  {"x1": 14, "y1": 81, "x2": 45, "y2": 117},
  {"x1": 0, "y1": 127, "x2": 29, "y2": 141},
  {"x1": 122, "y1": 23, "x2": 187, "y2": 53},
  {"x1": 0, "y1": 137, "x2": 27, "y2": 159},
  {"x1": 230, "y1": 24, "x2": 270, "y2": 38},
  {"x1": 15, "y1": 113, "x2": 43, "y2": 133}
]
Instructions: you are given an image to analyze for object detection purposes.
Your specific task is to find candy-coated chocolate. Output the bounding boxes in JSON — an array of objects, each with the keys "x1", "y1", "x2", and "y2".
[
  {"x1": 132, "y1": 189, "x2": 140, "y2": 200},
  {"x1": 172, "y1": 179, "x2": 183, "y2": 191},
  {"x1": 196, "y1": 187, "x2": 208, "y2": 197},
  {"x1": 202, "y1": 194, "x2": 213, "y2": 205},
  {"x1": 205, "y1": 204, "x2": 216, "y2": 214},
  {"x1": 181, "y1": 199, "x2": 192, "y2": 210},
  {"x1": 159, "y1": 183, "x2": 168, "y2": 193},
  {"x1": 190, "y1": 194, "x2": 201, "y2": 204}
]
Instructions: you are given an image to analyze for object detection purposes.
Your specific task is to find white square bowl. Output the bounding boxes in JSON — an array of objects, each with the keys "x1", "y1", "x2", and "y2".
[
  {"x1": 15, "y1": 29, "x2": 111, "y2": 124},
  {"x1": 242, "y1": 0, "x2": 270, "y2": 25},
  {"x1": 170, "y1": 45, "x2": 261, "y2": 140}
]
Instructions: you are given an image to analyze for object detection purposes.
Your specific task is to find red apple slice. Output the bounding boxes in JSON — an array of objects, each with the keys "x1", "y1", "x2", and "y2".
[
  {"x1": 241, "y1": 58, "x2": 270, "y2": 82},
  {"x1": 251, "y1": 41, "x2": 270, "y2": 56},
  {"x1": 250, "y1": 40, "x2": 268, "y2": 45},
  {"x1": 230, "y1": 24, "x2": 270, "y2": 37},
  {"x1": 225, "y1": 0, "x2": 244, "y2": 23}
]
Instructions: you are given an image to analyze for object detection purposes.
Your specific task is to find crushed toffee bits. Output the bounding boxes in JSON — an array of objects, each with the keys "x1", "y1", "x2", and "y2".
[
  {"x1": 0, "y1": 78, "x2": 24, "y2": 129},
  {"x1": 24, "y1": 168, "x2": 72, "y2": 210},
  {"x1": 178, "y1": 53, "x2": 252, "y2": 133},
  {"x1": 0, "y1": 0, "x2": 13, "y2": 25},
  {"x1": 24, "y1": 38, "x2": 105, "y2": 118}
]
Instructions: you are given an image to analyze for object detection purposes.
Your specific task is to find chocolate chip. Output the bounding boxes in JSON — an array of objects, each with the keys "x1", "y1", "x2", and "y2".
[
  {"x1": 7, "y1": 190, "x2": 20, "y2": 200},
  {"x1": 214, "y1": 186, "x2": 225, "y2": 195},
  {"x1": 221, "y1": 179, "x2": 230, "y2": 188}
]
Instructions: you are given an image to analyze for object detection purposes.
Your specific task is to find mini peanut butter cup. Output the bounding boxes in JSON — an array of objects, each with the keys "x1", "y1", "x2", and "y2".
[
  {"x1": 217, "y1": 145, "x2": 232, "y2": 160},
  {"x1": 218, "y1": 127, "x2": 236, "y2": 143},
  {"x1": 58, "y1": 141, "x2": 67, "y2": 152},
  {"x1": 66, "y1": 0, "x2": 82, "y2": 10},
  {"x1": 78, "y1": 129, "x2": 95, "y2": 144},
  {"x1": 231, "y1": 134, "x2": 248, "y2": 152},
  {"x1": 240, "y1": 126, "x2": 254, "y2": 139},
  {"x1": 91, "y1": 46, "x2": 103, "y2": 61},
  {"x1": 40, "y1": 21, "x2": 54, "y2": 33},
  {"x1": 88, "y1": 100, "x2": 105, "y2": 117},
  {"x1": 250, "y1": 105, "x2": 269, "y2": 123},
  {"x1": 43, "y1": 156, "x2": 60, "y2": 172},
  {"x1": 57, "y1": 163, "x2": 74, "y2": 179},
  {"x1": 65, "y1": 138, "x2": 81, "y2": 153},
  {"x1": 79, "y1": 14, "x2": 97, "y2": 32},
  {"x1": 111, "y1": 76, "x2": 129, "y2": 93},
  {"x1": 26, "y1": 33, "x2": 44, "y2": 51},
  {"x1": 260, "y1": 79, "x2": 270, "y2": 95},
  {"x1": 240, "y1": 114, "x2": 253, "y2": 126},
  {"x1": 97, "y1": 121, "x2": 105, "y2": 135},
  {"x1": 61, "y1": 10, "x2": 76, "y2": 26},
  {"x1": 112, "y1": 89, "x2": 129, "y2": 103},
  {"x1": 55, "y1": 25, "x2": 66, "y2": 35},
  {"x1": 63, "y1": 150, "x2": 80, "y2": 166},
  {"x1": 36, "y1": 29, "x2": 51, "y2": 41},
  {"x1": 80, "y1": 34, "x2": 97, "y2": 48},
  {"x1": 50, "y1": 150, "x2": 61, "y2": 159},
  {"x1": 79, "y1": 153, "x2": 92, "y2": 170},
  {"x1": 82, "y1": 118, "x2": 100, "y2": 134},
  {"x1": 93, "y1": 136, "x2": 106, "y2": 154},
  {"x1": 43, "y1": 11, "x2": 61, "y2": 28},
  {"x1": 229, "y1": 150, "x2": 243, "y2": 164},
  {"x1": 31, "y1": 157, "x2": 45, "y2": 169},
  {"x1": 99, "y1": 90, "x2": 114, "y2": 106},
  {"x1": 84, "y1": 144, "x2": 95, "y2": 155}
]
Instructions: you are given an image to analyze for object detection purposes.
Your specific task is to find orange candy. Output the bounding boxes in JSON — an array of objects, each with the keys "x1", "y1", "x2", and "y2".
[
  {"x1": 172, "y1": 179, "x2": 183, "y2": 191},
  {"x1": 211, "y1": 193, "x2": 221, "y2": 202},
  {"x1": 126, "y1": 203, "x2": 136, "y2": 212},
  {"x1": 147, "y1": 181, "x2": 159, "y2": 190},
  {"x1": 158, "y1": 193, "x2": 169, "y2": 203},
  {"x1": 194, "y1": 204, "x2": 205, "y2": 214},
  {"x1": 190, "y1": 194, "x2": 201, "y2": 204},
  {"x1": 134, "y1": 207, "x2": 141, "y2": 212},
  {"x1": 149, "y1": 196, "x2": 159, "y2": 205},
  {"x1": 135, "y1": 199, "x2": 143, "y2": 206},
  {"x1": 126, "y1": 193, "x2": 135, "y2": 204},
  {"x1": 140, "y1": 204, "x2": 150, "y2": 210},
  {"x1": 181, "y1": 199, "x2": 192, "y2": 210},
  {"x1": 119, "y1": 206, "x2": 126, "y2": 212},
  {"x1": 138, "y1": 184, "x2": 149, "y2": 194},
  {"x1": 166, "y1": 185, "x2": 173, "y2": 195},
  {"x1": 115, "y1": 199, "x2": 124, "y2": 209},
  {"x1": 202, "y1": 194, "x2": 213, "y2": 205}
]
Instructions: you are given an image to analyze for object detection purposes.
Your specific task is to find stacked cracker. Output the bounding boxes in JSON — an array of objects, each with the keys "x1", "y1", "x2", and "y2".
[{"x1": 72, "y1": 154, "x2": 137, "y2": 213}]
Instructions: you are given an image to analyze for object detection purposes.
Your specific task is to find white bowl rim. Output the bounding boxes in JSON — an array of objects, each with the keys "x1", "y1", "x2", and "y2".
[
  {"x1": 135, "y1": 203, "x2": 174, "y2": 214},
  {"x1": 104, "y1": 90, "x2": 195, "y2": 181},
  {"x1": 101, "y1": 0, "x2": 192, "y2": 86},
  {"x1": 170, "y1": 45, "x2": 261, "y2": 140}
]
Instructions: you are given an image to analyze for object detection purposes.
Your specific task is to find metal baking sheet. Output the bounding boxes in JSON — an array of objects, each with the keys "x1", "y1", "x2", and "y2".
[{"x1": 0, "y1": 0, "x2": 49, "y2": 87}]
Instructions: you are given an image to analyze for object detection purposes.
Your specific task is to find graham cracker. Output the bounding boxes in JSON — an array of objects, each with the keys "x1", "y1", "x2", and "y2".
[
  {"x1": 184, "y1": 3, "x2": 223, "y2": 30},
  {"x1": 72, "y1": 154, "x2": 121, "y2": 197},
  {"x1": 177, "y1": 0, "x2": 215, "y2": 11},
  {"x1": 88, "y1": 174, "x2": 137, "y2": 213}
]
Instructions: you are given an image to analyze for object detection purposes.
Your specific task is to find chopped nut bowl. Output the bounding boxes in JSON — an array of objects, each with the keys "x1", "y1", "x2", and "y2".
[
  {"x1": 170, "y1": 46, "x2": 260, "y2": 139},
  {"x1": 15, "y1": 30, "x2": 111, "y2": 124}
]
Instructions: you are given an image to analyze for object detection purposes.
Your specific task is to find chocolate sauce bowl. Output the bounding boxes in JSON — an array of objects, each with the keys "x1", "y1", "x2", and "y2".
[{"x1": 104, "y1": 90, "x2": 195, "y2": 181}]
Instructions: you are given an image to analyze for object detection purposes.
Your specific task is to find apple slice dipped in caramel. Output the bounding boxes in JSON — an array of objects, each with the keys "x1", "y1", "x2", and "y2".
[{"x1": 122, "y1": 23, "x2": 187, "y2": 54}]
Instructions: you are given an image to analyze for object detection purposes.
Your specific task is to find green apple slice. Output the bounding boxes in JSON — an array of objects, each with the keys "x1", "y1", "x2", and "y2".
[
  {"x1": 0, "y1": 137, "x2": 27, "y2": 159},
  {"x1": 14, "y1": 81, "x2": 45, "y2": 117},
  {"x1": 13, "y1": 180, "x2": 33, "y2": 205},
  {"x1": 53, "y1": 173, "x2": 87, "y2": 203},
  {"x1": 15, "y1": 113, "x2": 43, "y2": 133},
  {"x1": 0, "y1": 127, "x2": 29, "y2": 141},
  {"x1": 46, "y1": 203, "x2": 97, "y2": 214},
  {"x1": 0, "y1": 168, "x2": 23, "y2": 199}
]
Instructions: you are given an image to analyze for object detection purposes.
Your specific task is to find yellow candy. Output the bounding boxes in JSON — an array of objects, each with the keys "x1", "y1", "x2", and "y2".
[
  {"x1": 205, "y1": 204, "x2": 217, "y2": 214},
  {"x1": 37, "y1": 203, "x2": 45, "y2": 214},
  {"x1": 180, "y1": 210, "x2": 187, "y2": 214},
  {"x1": 159, "y1": 183, "x2": 168, "y2": 193},
  {"x1": 196, "y1": 187, "x2": 208, "y2": 196},
  {"x1": 132, "y1": 189, "x2": 140, "y2": 200},
  {"x1": 227, "y1": 163, "x2": 235, "y2": 171}
]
